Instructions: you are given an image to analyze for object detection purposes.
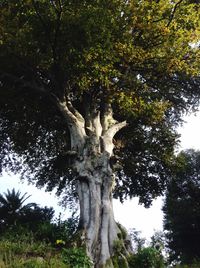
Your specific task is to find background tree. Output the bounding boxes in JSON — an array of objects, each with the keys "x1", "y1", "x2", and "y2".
[
  {"x1": 128, "y1": 229, "x2": 166, "y2": 268},
  {"x1": 0, "y1": 188, "x2": 55, "y2": 231},
  {"x1": 0, "y1": 188, "x2": 37, "y2": 228},
  {"x1": 0, "y1": 1, "x2": 200, "y2": 267},
  {"x1": 163, "y1": 150, "x2": 200, "y2": 265}
]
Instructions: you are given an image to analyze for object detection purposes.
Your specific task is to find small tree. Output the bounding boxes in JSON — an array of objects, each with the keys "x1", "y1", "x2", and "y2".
[{"x1": 128, "y1": 230, "x2": 166, "y2": 268}]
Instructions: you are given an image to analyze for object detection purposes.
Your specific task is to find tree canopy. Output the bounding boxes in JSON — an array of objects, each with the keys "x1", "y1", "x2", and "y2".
[
  {"x1": 0, "y1": 0, "x2": 200, "y2": 206},
  {"x1": 163, "y1": 150, "x2": 200, "y2": 265}
]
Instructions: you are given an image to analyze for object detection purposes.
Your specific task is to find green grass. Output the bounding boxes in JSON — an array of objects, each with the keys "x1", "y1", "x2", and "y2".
[{"x1": 0, "y1": 237, "x2": 69, "y2": 268}]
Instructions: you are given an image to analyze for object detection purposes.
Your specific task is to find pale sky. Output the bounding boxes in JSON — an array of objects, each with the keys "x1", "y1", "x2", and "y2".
[{"x1": 1, "y1": 111, "x2": 200, "y2": 240}]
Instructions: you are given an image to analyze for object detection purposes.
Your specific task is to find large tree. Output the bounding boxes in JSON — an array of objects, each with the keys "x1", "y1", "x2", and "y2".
[
  {"x1": 163, "y1": 150, "x2": 200, "y2": 265},
  {"x1": 0, "y1": 1, "x2": 200, "y2": 267}
]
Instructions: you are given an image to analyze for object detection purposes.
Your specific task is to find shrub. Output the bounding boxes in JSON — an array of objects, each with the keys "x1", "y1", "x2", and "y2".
[
  {"x1": 128, "y1": 247, "x2": 165, "y2": 268},
  {"x1": 62, "y1": 247, "x2": 92, "y2": 268}
]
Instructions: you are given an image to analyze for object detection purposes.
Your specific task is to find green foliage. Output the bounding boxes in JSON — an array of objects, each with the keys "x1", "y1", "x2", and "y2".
[
  {"x1": 0, "y1": 206, "x2": 85, "y2": 268},
  {"x1": 117, "y1": 222, "x2": 127, "y2": 240},
  {"x1": 62, "y1": 247, "x2": 92, "y2": 268},
  {"x1": 127, "y1": 229, "x2": 167, "y2": 267},
  {"x1": 0, "y1": 213, "x2": 78, "y2": 249},
  {"x1": 33, "y1": 218, "x2": 77, "y2": 245},
  {"x1": 113, "y1": 239, "x2": 124, "y2": 254},
  {"x1": 112, "y1": 254, "x2": 129, "y2": 268},
  {"x1": 0, "y1": 234, "x2": 66, "y2": 268},
  {"x1": 163, "y1": 149, "x2": 200, "y2": 265},
  {"x1": 0, "y1": 188, "x2": 78, "y2": 249},
  {"x1": 128, "y1": 247, "x2": 165, "y2": 268},
  {"x1": 0, "y1": 231, "x2": 51, "y2": 256}
]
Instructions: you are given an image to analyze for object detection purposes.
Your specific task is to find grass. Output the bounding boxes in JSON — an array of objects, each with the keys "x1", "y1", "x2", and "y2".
[{"x1": 0, "y1": 236, "x2": 69, "y2": 268}]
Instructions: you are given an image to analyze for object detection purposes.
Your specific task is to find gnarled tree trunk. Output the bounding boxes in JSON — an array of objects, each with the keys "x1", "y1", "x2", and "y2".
[
  {"x1": 77, "y1": 175, "x2": 119, "y2": 267},
  {"x1": 56, "y1": 98, "x2": 130, "y2": 267}
]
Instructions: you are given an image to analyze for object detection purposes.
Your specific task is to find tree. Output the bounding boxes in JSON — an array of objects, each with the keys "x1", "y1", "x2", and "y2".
[
  {"x1": 128, "y1": 230, "x2": 166, "y2": 268},
  {"x1": 163, "y1": 150, "x2": 200, "y2": 265},
  {"x1": 0, "y1": 188, "x2": 37, "y2": 227},
  {"x1": 0, "y1": 1, "x2": 200, "y2": 267}
]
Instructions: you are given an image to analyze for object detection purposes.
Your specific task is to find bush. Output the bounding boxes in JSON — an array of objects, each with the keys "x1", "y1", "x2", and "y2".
[
  {"x1": 128, "y1": 247, "x2": 165, "y2": 268},
  {"x1": 62, "y1": 247, "x2": 92, "y2": 268}
]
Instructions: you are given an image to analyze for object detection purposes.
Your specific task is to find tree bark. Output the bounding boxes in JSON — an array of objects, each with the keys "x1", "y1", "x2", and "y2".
[
  {"x1": 56, "y1": 99, "x2": 129, "y2": 267},
  {"x1": 77, "y1": 174, "x2": 120, "y2": 267}
]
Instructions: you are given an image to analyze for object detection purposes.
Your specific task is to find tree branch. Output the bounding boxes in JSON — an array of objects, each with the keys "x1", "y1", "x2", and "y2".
[
  {"x1": 52, "y1": 97, "x2": 86, "y2": 150},
  {"x1": 166, "y1": 0, "x2": 184, "y2": 28},
  {"x1": 105, "y1": 121, "x2": 128, "y2": 140},
  {"x1": 101, "y1": 103, "x2": 117, "y2": 133},
  {"x1": 32, "y1": 0, "x2": 52, "y2": 45},
  {"x1": 101, "y1": 121, "x2": 127, "y2": 155},
  {"x1": 49, "y1": 95, "x2": 77, "y2": 124},
  {"x1": 0, "y1": 72, "x2": 48, "y2": 95},
  {"x1": 67, "y1": 100, "x2": 85, "y2": 123}
]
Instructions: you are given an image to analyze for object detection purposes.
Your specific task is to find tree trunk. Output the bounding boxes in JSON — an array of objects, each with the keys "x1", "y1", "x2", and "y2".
[
  {"x1": 74, "y1": 141, "x2": 130, "y2": 267},
  {"x1": 56, "y1": 99, "x2": 130, "y2": 267},
  {"x1": 77, "y1": 171, "x2": 121, "y2": 267}
]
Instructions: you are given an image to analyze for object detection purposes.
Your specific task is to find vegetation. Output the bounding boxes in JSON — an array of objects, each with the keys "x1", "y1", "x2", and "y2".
[
  {"x1": 128, "y1": 247, "x2": 165, "y2": 268},
  {"x1": 0, "y1": 0, "x2": 200, "y2": 266},
  {"x1": 0, "y1": 189, "x2": 81, "y2": 268},
  {"x1": 128, "y1": 229, "x2": 166, "y2": 267},
  {"x1": 0, "y1": 188, "x2": 55, "y2": 235},
  {"x1": 2, "y1": 185, "x2": 200, "y2": 267},
  {"x1": 163, "y1": 150, "x2": 200, "y2": 265},
  {"x1": 0, "y1": 232, "x2": 68, "y2": 268}
]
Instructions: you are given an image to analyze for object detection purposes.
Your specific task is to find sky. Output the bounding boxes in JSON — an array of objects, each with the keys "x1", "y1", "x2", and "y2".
[{"x1": 1, "y1": 111, "x2": 200, "y2": 241}]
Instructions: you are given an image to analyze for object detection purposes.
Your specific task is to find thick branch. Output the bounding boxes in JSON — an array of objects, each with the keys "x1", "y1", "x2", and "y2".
[
  {"x1": 92, "y1": 111, "x2": 102, "y2": 137},
  {"x1": 54, "y1": 98, "x2": 86, "y2": 151},
  {"x1": 67, "y1": 100, "x2": 85, "y2": 123},
  {"x1": 105, "y1": 121, "x2": 127, "y2": 140},
  {"x1": 86, "y1": 111, "x2": 103, "y2": 139},
  {"x1": 101, "y1": 103, "x2": 117, "y2": 133},
  {"x1": 56, "y1": 99, "x2": 78, "y2": 123},
  {"x1": 102, "y1": 121, "x2": 127, "y2": 155}
]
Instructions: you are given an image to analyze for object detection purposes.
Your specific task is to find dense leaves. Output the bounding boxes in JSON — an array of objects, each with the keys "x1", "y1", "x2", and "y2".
[
  {"x1": 0, "y1": 1, "x2": 200, "y2": 205},
  {"x1": 163, "y1": 150, "x2": 200, "y2": 264}
]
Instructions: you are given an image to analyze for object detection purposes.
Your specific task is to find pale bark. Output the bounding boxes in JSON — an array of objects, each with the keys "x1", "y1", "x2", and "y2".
[{"x1": 57, "y1": 99, "x2": 129, "y2": 267}]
